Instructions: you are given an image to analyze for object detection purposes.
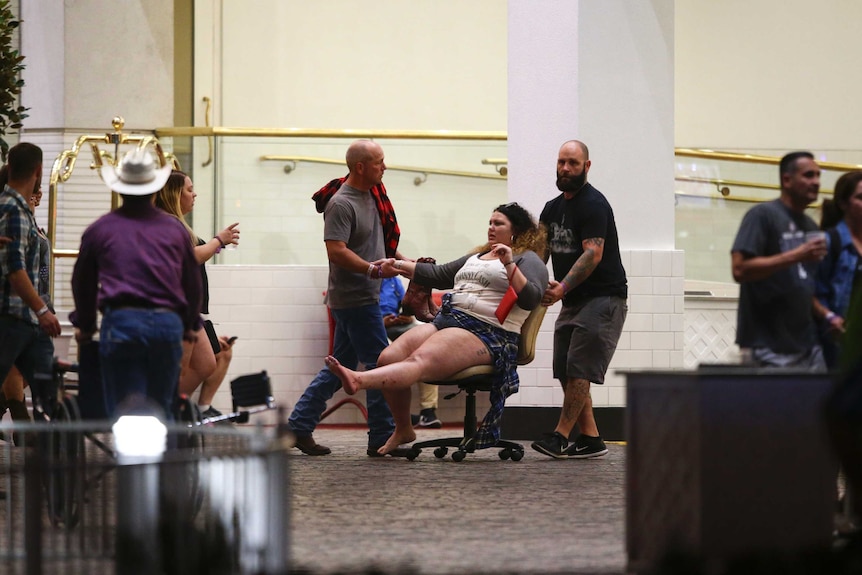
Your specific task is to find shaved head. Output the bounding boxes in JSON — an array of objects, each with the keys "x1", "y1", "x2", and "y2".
[
  {"x1": 560, "y1": 140, "x2": 589, "y2": 161},
  {"x1": 346, "y1": 140, "x2": 382, "y2": 171}
]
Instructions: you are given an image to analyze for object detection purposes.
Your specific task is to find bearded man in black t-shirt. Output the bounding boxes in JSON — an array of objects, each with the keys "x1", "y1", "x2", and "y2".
[{"x1": 532, "y1": 140, "x2": 628, "y2": 460}]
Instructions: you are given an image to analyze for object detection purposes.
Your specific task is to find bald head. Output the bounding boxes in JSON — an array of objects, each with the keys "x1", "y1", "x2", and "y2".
[
  {"x1": 346, "y1": 140, "x2": 382, "y2": 171},
  {"x1": 344, "y1": 140, "x2": 386, "y2": 189},
  {"x1": 556, "y1": 140, "x2": 591, "y2": 194},
  {"x1": 560, "y1": 140, "x2": 589, "y2": 161}
]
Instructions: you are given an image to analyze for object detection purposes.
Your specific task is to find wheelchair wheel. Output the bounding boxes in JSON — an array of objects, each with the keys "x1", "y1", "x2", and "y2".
[{"x1": 44, "y1": 395, "x2": 84, "y2": 529}]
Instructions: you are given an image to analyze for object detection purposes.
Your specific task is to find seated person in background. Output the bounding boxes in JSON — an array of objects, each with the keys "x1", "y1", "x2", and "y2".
[
  {"x1": 326, "y1": 202, "x2": 548, "y2": 455},
  {"x1": 379, "y1": 276, "x2": 442, "y2": 428}
]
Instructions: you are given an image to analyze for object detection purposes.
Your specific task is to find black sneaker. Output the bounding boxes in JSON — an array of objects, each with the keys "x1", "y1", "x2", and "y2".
[
  {"x1": 565, "y1": 435, "x2": 608, "y2": 459},
  {"x1": 415, "y1": 408, "x2": 442, "y2": 429},
  {"x1": 201, "y1": 406, "x2": 223, "y2": 419},
  {"x1": 530, "y1": 431, "x2": 569, "y2": 459}
]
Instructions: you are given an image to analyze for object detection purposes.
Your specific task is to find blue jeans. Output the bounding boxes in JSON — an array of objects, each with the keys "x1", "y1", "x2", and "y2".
[
  {"x1": 99, "y1": 308, "x2": 184, "y2": 420},
  {"x1": 0, "y1": 316, "x2": 56, "y2": 420},
  {"x1": 289, "y1": 303, "x2": 394, "y2": 447}
]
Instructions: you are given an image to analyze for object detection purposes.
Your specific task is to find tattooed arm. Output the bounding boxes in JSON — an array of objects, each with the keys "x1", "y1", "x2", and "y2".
[{"x1": 542, "y1": 237, "x2": 604, "y2": 306}]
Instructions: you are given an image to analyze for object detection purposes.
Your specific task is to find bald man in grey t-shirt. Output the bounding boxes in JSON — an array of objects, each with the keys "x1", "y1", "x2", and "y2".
[{"x1": 288, "y1": 140, "x2": 409, "y2": 456}]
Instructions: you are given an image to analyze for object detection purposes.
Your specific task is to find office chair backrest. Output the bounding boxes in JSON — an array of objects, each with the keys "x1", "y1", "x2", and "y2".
[
  {"x1": 516, "y1": 305, "x2": 547, "y2": 365},
  {"x1": 230, "y1": 370, "x2": 275, "y2": 409}
]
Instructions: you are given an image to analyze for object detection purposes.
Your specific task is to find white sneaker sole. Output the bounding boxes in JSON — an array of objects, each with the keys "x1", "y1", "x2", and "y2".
[{"x1": 565, "y1": 447, "x2": 608, "y2": 459}]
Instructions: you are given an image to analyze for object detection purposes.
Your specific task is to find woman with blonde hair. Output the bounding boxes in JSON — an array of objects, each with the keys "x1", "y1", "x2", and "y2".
[{"x1": 155, "y1": 170, "x2": 239, "y2": 417}]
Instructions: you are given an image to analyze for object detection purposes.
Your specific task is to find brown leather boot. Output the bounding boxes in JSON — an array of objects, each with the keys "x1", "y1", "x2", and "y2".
[
  {"x1": 294, "y1": 435, "x2": 331, "y2": 456},
  {"x1": 401, "y1": 256, "x2": 438, "y2": 322}
]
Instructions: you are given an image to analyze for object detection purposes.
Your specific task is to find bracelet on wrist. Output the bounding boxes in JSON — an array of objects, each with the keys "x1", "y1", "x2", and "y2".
[
  {"x1": 375, "y1": 265, "x2": 383, "y2": 279},
  {"x1": 214, "y1": 236, "x2": 226, "y2": 254},
  {"x1": 36, "y1": 304, "x2": 49, "y2": 317},
  {"x1": 559, "y1": 280, "x2": 570, "y2": 294},
  {"x1": 504, "y1": 260, "x2": 515, "y2": 267},
  {"x1": 366, "y1": 263, "x2": 375, "y2": 278},
  {"x1": 825, "y1": 311, "x2": 837, "y2": 322}
]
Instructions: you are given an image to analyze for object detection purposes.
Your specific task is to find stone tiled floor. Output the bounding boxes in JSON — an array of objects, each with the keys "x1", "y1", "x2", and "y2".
[{"x1": 288, "y1": 427, "x2": 626, "y2": 574}]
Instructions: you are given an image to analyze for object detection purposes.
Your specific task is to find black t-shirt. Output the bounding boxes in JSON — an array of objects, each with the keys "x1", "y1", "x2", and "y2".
[
  {"x1": 196, "y1": 237, "x2": 210, "y2": 315},
  {"x1": 540, "y1": 183, "x2": 627, "y2": 304},
  {"x1": 731, "y1": 199, "x2": 820, "y2": 353}
]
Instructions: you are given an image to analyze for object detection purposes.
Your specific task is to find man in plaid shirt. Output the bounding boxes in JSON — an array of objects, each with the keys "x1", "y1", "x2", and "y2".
[{"x1": 0, "y1": 143, "x2": 61, "y2": 421}]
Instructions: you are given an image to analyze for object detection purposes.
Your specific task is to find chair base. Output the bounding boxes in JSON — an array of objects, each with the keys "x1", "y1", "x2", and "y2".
[
  {"x1": 408, "y1": 436, "x2": 524, "y2": 462},
  {"x1": 405, "y1": 382, "x2": 524, "y2": 462}
]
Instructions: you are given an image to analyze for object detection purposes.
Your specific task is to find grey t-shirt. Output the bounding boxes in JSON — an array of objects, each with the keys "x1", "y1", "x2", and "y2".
[
  {"x1": 731, "y1": 199, "x2": 820, "y2": 353},
  {"x1": 323, "y1": 184, "x2": 385, "y2": 309}
]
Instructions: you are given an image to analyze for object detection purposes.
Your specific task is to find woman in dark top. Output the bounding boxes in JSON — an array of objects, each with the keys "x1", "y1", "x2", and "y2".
[{"x1": 155, "y1": 170, "x2": 239, "y2": 417}]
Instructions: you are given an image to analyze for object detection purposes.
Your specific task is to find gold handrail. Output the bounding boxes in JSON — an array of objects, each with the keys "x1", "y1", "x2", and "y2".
[
  {"x1": 260, "y1": 155, "x2": 506, "y2": 184},
  {"x1": 675, "y1": 175, "x2": 833, "y2": 198},
  {"x1": 47, "y1": 117, "x2": 178, "y2": 297},
  {"x1": 675, "y1": 148, "x2": 862, "y2": 172},
  {"x1": 158, "y1": 127, "x2": 507, "y2": 140},
  {"x1": 674, "y1": 191, "x2": 824, "y2": 209},
  {"x1": 675, "y1": 175, "x2": 778, "y2": 194}
]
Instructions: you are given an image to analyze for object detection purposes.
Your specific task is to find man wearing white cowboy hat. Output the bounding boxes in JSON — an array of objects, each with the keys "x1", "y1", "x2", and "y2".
[{"x1": 70, "y1": 148, "x2": 203, "y2": 420}]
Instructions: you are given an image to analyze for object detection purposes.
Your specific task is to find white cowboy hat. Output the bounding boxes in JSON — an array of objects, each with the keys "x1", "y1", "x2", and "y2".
[{"x1": 99, "y1": 148, "x2": 172, "y2": 196}]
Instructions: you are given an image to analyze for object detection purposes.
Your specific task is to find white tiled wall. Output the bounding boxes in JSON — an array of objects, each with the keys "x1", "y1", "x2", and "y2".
[
  {"x1": 204, "y1": 265, "x2": 481, "y2": 423},
  {"x1": 204, "y1": 249, "x2": 686, "y2": 416}
]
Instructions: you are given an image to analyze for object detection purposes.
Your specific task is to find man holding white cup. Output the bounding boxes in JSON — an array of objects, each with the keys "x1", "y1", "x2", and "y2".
[{"x1": 730, "y1": 151, "x2": 828, "y2": 370}]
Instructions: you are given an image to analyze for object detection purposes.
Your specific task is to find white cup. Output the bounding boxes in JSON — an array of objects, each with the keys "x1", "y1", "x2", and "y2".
[{"x1": 805, "y1": 230, "x2": 827, "y2": 243}]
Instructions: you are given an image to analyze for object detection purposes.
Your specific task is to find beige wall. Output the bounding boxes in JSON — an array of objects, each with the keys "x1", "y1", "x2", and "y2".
[
  {"x1": 676, "y1": 0, "x2": 862, "y2": 153},
  {"x1": 207, "y1": 0, "x2": 507, "y2": 131},
  {"x1": 23, "y1": 0, "x2": 173, "y2": 129}
]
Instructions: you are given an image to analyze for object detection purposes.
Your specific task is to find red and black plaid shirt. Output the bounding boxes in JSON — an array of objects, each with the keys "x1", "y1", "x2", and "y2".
[{"x1": 312, "y1": 176, "x2": 400, "y2": 258}]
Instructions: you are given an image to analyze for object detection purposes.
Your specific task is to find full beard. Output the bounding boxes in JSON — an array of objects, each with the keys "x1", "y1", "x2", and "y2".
[{"x1": 556, "y1": 170, "x2": 587, "y2": 193}]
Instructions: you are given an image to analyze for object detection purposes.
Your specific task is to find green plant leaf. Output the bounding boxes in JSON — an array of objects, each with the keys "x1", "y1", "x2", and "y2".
[{"x1": 0, "y1": 3, "x2": 26, "y2": 139}]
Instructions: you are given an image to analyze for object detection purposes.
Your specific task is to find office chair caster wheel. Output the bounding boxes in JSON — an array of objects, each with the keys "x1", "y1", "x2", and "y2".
[
  {"x1": 407, "y1": 447, "x2": 421, "y2": 461},
  {"x1": 510, "y1": 448, "x2": 524, "y2": 462},
  {"x1": 452, "y1": 450, "x2": 466, "y2": 462},
  {"x1": 499, "y1": 448, "x2": 511, "y2": 460},
  {"x1": 433, "y1": 447, "x2": 448, "y2": 459}
]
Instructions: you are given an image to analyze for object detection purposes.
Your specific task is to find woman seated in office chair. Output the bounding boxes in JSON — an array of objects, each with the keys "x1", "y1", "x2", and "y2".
[{"x1": 327, "y1": 202, "x2": 548, "y2": 455}]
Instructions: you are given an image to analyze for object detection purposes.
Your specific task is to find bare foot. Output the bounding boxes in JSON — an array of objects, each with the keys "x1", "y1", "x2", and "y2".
[
  {"x1": 325, "y1": 355, "x2": 360, "y2": 395},
  {"x1": 377, "y1": 428, "x2": 417, "y2": 455}
]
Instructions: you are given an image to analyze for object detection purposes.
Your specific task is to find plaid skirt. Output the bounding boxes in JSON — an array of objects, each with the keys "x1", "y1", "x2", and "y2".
[{"x1": 433, "y1": 294, "x2": 520, "y2": 449}]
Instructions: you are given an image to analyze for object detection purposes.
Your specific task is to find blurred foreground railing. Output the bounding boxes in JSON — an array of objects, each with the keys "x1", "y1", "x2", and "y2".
[{"x1": 0, "y1": 420, "x2": 291, "y2": 575}]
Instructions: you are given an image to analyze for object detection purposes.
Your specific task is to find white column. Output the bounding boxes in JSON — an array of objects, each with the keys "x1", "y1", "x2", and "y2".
[
  {"x1": 21, "y1": 1, "x2": 65, "y2": 128},
  {"x1": 507, "y1": 0, "x2": 680, "y2": 410}
]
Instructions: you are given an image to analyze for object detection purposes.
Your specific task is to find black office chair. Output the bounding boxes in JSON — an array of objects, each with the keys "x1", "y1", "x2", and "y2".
[
  {"x1": 228, "y1": 370, "x2": 276, "y2": 423},
  {"x1": 407, "y1": 305, "x2": 546, "y2": 462}
]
